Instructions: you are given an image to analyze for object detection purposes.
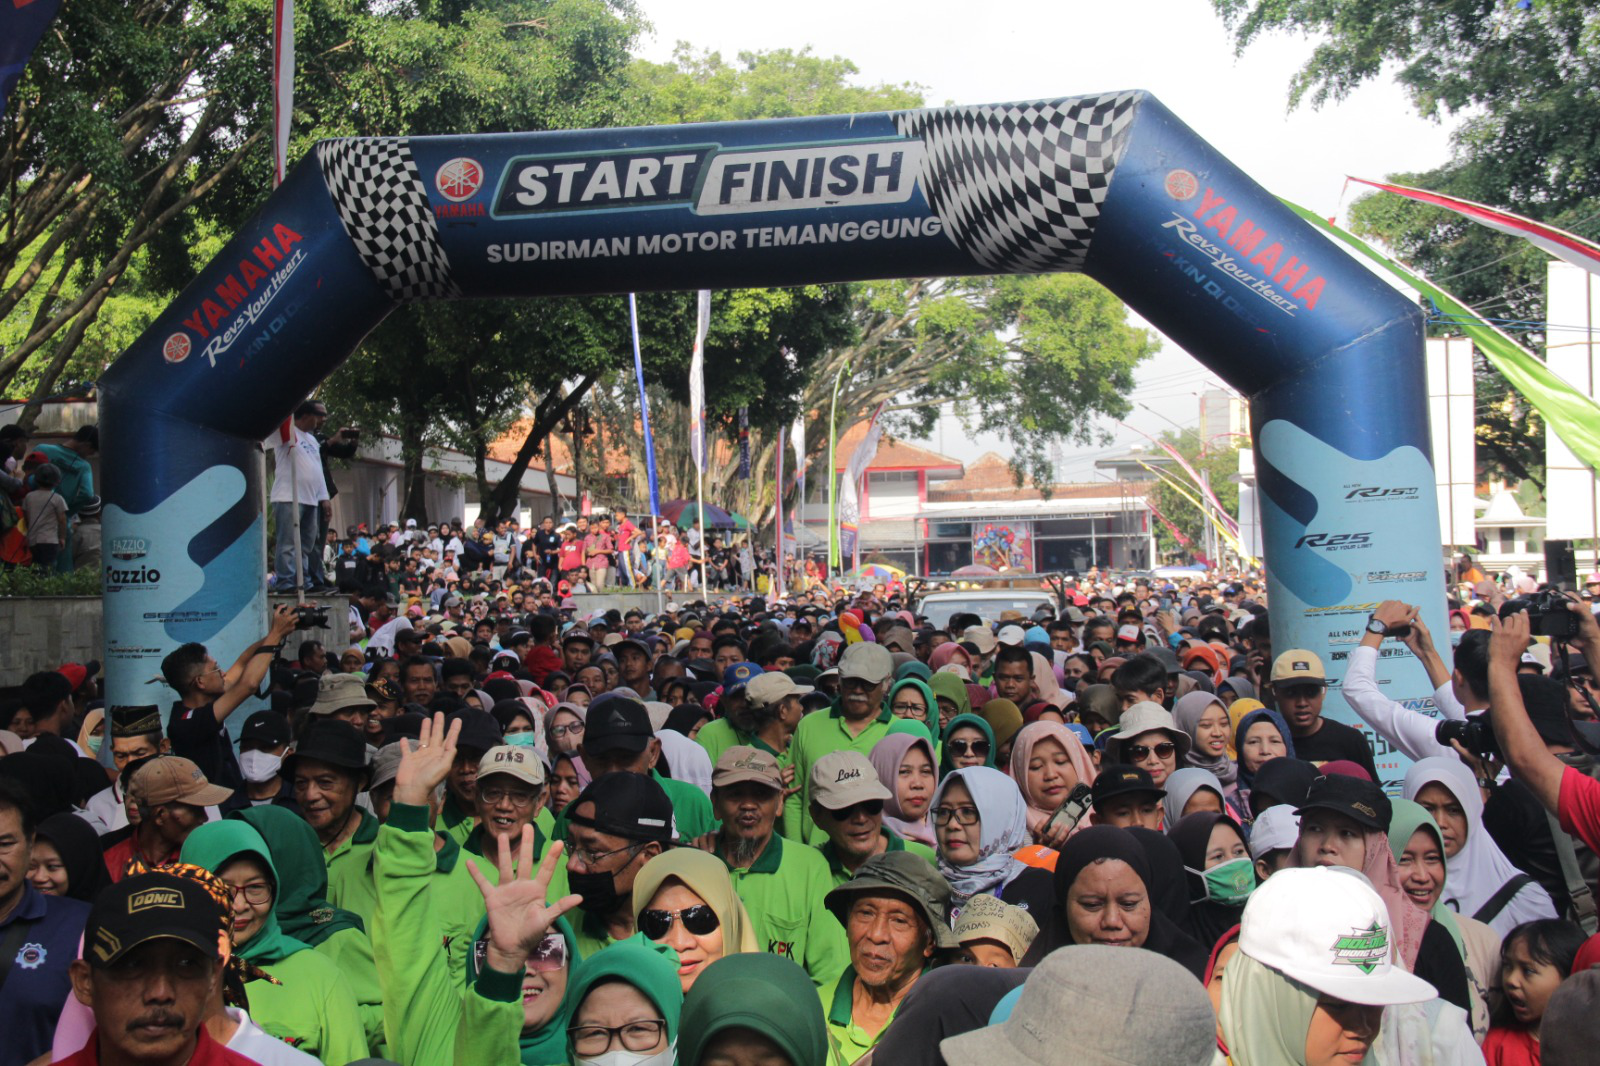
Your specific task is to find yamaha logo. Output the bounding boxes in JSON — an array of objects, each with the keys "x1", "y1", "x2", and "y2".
[
  {"x1": 436, "y1": 157, "x2": 484, "y2": 202},
  {"x1": 162, "y1": 332, "x2": 191, "y2": 364},
  {"x1": 1165, "y1": 169, "x2": 1199, "y2": 201}
]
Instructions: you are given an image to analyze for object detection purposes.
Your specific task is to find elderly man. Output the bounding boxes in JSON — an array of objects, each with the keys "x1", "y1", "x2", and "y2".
[
  {"x1": 785, "y1": 642, "x2": 897, "y2": 844},
  {"x1": 463, "y1": 743, "x2": 547, "y2": 871},
  {"x1": 563, "y1": 772, "x2": 673, "y2": 958},
  {"x1": 821, "y1": 850, "x2": 957, "y2": 1063},
  {"x1": 103, "y1": 756, "x2": 233, "y2": 881},
  {"x1": 712, "y1": 746, "x2": 846, "y2": 990},
  {"x1": 810, "y1": 749, "x2": 936, "y2": 886},
  {"x1": 285, "y1": 720, "x2": 376, "y2": 923},
  {"x1": 696, "y1": 670, "x2": 810, "y2": 767}
]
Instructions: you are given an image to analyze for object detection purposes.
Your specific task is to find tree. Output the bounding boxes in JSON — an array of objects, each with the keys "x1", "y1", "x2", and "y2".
[
  {"x1": 1146, "y1": 430, "x2": 1243, "y2": 561},
  {"x1": 1209, "y1": 0, "x2": 1600, "y2": 488}
]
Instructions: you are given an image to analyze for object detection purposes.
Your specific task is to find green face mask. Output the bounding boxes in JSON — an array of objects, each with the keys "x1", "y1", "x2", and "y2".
[
  {"x1": 504, "y1": 732, "x2": 538, "y2": 748},
  {"x1": 87, "y1": 735, "x2": 103, "y2": 756},
  {"x1": 1192, "y1": 857, "x2": 1256, "y2": 905}
]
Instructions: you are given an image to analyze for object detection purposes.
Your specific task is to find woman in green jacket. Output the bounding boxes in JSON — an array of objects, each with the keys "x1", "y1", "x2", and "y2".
[
  {"x1": 565, "y1": 938, "x2": 684, "y2": 1066},
  {"x1": 181, "y1": 820, "x2": 368, "y2": 1066}
]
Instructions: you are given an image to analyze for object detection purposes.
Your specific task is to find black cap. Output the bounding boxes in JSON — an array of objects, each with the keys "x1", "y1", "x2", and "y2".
[
  {"x1": 283, "y1": 720, "x2": 370, "y2": 779},
  {"x1": 239, "y1": 710, "x2": 291, "y2": 748},
  {"x1": 86, "y1": 871, "x2": 224, "y2": 968},
  {"x1": 583, "y1": 694, "x2": 653, "y2": 755},
  {"x1": 1554, "y1": 651, "x2": 1591, "y2": 679},
  {"x1": 562, "y1": 630, "x2": 596, "y2": 647},
  {"x1": 1091, "y1": 763, "x2": 1165, "y2": 806},
  {"x1": 384, "y1": 712, "x2": 427, "y2": 744},
  {"x1": 450, "y1": 708, "x2": 503, "y2": 756},
  {"x1": 568, "y1": 771, "x2": 674, "y2": 844},
  {"x1": 613, "y1": 637, "x2": 650, "y2": 659},
  {"x1": 1297, "y1": 773, "x2": 1392, "y2": 832}
]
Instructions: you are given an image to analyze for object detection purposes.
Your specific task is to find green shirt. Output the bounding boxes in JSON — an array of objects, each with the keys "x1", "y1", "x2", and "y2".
[
  {"x1": 720, "y1": 834, "x2": 847, "y2": 991},
  {"x1": 440, "y1": 792, "x2": 476, "y2": 847},
  {"x1": 784, "y1": 699, "x2": 894, "y2": 845},
  {"x1": 823, "y1": 965, "x2": 922, "y2": 1065},
  {"x1": 816, "y1": 830, "x2": 937, "y2": 889},
  {"x1": 325, "y1": 808, "x2": 381, "y2": 926},
  {"x1": 250, "y1": 944, "x2": 369, "y2": 1066},
  {"x1": 552, "y1": 770, "x2": 716, "y2": 846},
  {"x1": 696, "y1": 718, "x2": 788, "y2": 767},
  {"x1": 312, "y1": 924, "x2": 387, "y2": 1057}
]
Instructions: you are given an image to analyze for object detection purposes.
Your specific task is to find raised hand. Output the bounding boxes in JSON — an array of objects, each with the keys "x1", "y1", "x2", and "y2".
[
  {"x1": 466, "y1": 826, "x2": 581, "y2": 974},
  {"x1": 393, "y1": 711, "x2": 461, "y2": 808},
  {"x1": 1489, "y1": 610, "x2": 1532, "y2": 667}
]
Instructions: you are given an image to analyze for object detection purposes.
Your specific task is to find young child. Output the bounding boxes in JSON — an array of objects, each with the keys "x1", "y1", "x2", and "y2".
[
  {"x1": 22, "y1": 461, "x2": 66, "y2": 569},
  {"x1": 1484, "y1": 918, "x2": 1587, "y2": 1064},
  {"x1": 72, "y1": 494, "x2": 102, "y2": 571}
]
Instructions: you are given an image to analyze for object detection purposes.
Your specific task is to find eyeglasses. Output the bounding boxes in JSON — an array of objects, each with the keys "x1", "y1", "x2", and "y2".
[
  {"x1": 1126, "y1": 741, "x2": 1177, "y2": 762},
  {"x1": 567, "y1": 842, "x2": 640, "y2": 868},
  {"x1": 638, "y1": 903, "x2": 721, "y2": 941},
  {"x1": 479, "y1": 785, "x2": 540, "y2": 808},
  {"x1": 891, "y1": 701, "x2": 927, "y2": 718},
  {"x1": 568, "y1": 1020, "x2": 668, "y2": 1056},
  {"x1": 932, "y1": 804, "x2": 980, "y2": 826},
  {"x1": 549, "y1": 723, "x2": 584, "y2": 739},
  {"x1": 946, "y1": 739, "x2": 990, "y2": 758},
  {"x1": 228, "y1": 881, "x2": 273, "y2": 906}
]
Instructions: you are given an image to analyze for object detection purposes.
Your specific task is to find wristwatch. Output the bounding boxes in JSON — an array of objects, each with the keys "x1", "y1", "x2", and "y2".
[{"x1": 1364, "y1": 617, "x2": 1390, "y2": 637}]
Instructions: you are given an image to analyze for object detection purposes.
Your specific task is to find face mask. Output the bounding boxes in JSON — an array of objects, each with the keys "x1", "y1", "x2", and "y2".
[
  {"x1": 576, "y1": 1045, "x2": 675, "y2": 1066},
  {"x1": 567, "y1": 869, "x2": 624, "y2": 914},
  {"x1": 504, "y1": 732, "x2": 538, "y2": 748},
  {"x1": 87, "y1": 735, "x2": 102, "y2": 756},
  {"x1": 1190, "y1": 857, "x2": 1256, "y2": 906},
  {"x1": 239, "y1": 750, "x2": 283, "y2": 784},
  {"x1": 1449, "y1": 630, "x2": 1464, "y2": 647}
]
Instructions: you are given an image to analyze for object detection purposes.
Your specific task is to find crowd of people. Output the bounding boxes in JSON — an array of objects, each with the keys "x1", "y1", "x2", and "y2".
[{"x1": 6, "y1": 550, "x2": 1600, "y2": 1064}]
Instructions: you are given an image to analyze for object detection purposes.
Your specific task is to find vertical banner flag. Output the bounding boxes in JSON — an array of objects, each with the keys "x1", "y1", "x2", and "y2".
[
  {"x1": 688, "y1": 289, "x2": 711, "y2": 471},
  {"x1": 628, "y1": 294, "x2": 662, "y2": 518},
  {"x1": 737, "y1": 406, "x2": 751, "y2": 479},
  {"x1": 826, "y1": 363, "x2": 851, "y2": 569},
  {"x1": 839, "y1": 402, "x2": 887, "y2": 570},
  {"x1": 774, "y1": 426, "x2": 786, "y2": 599},
  {"x1": 0, "y1": 0, "x2": 62, "y2": 122},
  {"x1": 791, "y1": 411, "x2": 806, "y2": 584},
  {"x1": 272, "y1": 0, "x2": 295, "y2": 186}
]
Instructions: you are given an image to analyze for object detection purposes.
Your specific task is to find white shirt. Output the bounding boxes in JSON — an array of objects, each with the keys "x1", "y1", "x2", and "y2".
[
  {"x1": 370, "y1": 616, "x2": 412, "y2": 657},
  {"x1": 82, "y1": 782, "x2": 128, "y2": 835},
  {"x1": 265, "y1": 425, "x2": 328, "y2": 505},
  {"x1": 226, "y1": 1008, "x2": 323, "y2": 1066},
  {"x1": 1340, "y1": 644, "x2": 1468, "y2": 763}
]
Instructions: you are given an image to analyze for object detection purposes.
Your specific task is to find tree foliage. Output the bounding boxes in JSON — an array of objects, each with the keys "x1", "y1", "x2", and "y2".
[{"x1": 1147, "y1": 431, "x2": 1243, "y2": 561}]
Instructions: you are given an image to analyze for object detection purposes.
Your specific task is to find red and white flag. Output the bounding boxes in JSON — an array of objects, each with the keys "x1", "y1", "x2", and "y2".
[
  {"x1": 272, "y1": 0, "x2": 295, "y2": 187},
  {"x1": 1350, "y1": 176, "x2": 1600, "y2": 280}
]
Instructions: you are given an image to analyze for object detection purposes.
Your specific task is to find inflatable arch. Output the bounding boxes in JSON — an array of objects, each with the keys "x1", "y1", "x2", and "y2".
[{"x1": 99, "y1": 92, "x2": 1447, "y2": 780}]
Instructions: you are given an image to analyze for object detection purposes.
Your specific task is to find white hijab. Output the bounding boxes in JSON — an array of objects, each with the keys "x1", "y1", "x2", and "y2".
[
  {"x1": 1402, "y1": 757, "x2": 1557, "y2": 935},
  {"x1": 656, "y1": 728, "x2": 713, "y2": 797}
]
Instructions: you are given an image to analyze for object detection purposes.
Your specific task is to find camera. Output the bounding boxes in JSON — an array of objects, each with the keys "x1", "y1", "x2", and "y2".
[
  {"x1": 1499, "y1": 590, "x2": 1580, "y2": 640},
  {"x1": 293, "y1": 604, "x2": 329, "y2": 630},
  {"x1": 1436, "y1": 716, "x2": 1499, "y2": 759}
]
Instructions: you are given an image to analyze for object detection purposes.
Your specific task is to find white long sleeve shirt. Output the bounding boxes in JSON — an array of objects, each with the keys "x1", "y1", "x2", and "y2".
[
  {"x1": 1341, "y1": 644, "x2": 1469, "y2": 763},
  {"x1": 265, "y1": 425, "x2": 328, "y2": 505}
]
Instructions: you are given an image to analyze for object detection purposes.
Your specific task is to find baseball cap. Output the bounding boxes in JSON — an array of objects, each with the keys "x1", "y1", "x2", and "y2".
[
  {"x1": 308, "y1": 672, "x2": 377, "y2": 716},
  {"x1": 129, "y1": 756, "x2": 233, "y2": 807},
  {"x1": 569, "y1": 771, "x2": 674, "y2": 844},
  {"x1": 996, "y1": 625, "x2": 1026, "y2": 647},
  {"x1": 583, "y1": 694, "x2": 654, "y2": 755},
  {"x1": 721, "y1": 662, "x2": 762, "y2": 690},
  {"x1": 810, "y1": 750, "x2": 892, "y2": 810},
  {"x1": 961, "y1": 625, "x2": 998, "y2": 655},
  {"x1": 952, "y1": 893, "x2": 1039, "y2": 965},
  {"x1": 368, "y1": 743, "x2": 405, "y2": 791},
  {"x1": 1091, "y1": 763, "x2": 1164, "y2": 806},
  {"x1": 745, "y1": 671, "x2": 812, "y2": 709},
  {"x1": 477, "y1": 744, "x2": 547, "y2": 788},
  {"x1": 1115, "y1": 624, "x2": 1141, "y2": 642},
  {"x1": 1270, "y1": 649, "x2": 1327, "y2": 684},
  {"x1": 57, "y1": 660, "x2": 100, "y2": 694},
  {"x1": 1249, "y1": 804, "x2": 1302, "y2": 860},
  {"x1": 824, "y1": 851, "x2": 958, "y2": 949},
  {"x1": 1239, "y1": 866, "x2": 1436, "y2": 1005},
  {"x1": 84, "y1": 871, "x2": 225, "y2": 969},
  {"x1": 711, "y1": 745, "x2": 784, "y2": 791},
  {"x1": 443, "y1": 594, "x2": 463, "y2": 609},
  {"x1": 239, "y1": 710, "x2": 292, "y2": 749},
  {"x1": 838, "y1": 642, "x2": 893, "y2": 685},
  {"x1": 1296, "y1": 773, "x2": 1392, "y2": 832},
  {"x1": 562, "y1": 629, "x2": 596, "y2": 647}
]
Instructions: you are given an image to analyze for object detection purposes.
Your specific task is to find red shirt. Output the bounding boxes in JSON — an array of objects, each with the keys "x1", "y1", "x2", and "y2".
[
  {"x1": 1557, "y1": 765, "x2": 1600, "y2": 889},
  {"x1": 55, "y1": 1025, "x2": 258, "y2": 1065},
  {"x1": 101, "y1": 834, "x2": 182, "y2": 882},
  {"x1": 1482, "y1": 1025, "x2": 1540, "y2": 1065},
  {"x1": 557, "y1": 540, "x2": 585, "y2": 571}
]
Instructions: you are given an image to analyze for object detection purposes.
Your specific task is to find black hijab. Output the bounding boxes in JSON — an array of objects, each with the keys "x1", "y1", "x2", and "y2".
[
  {"x1": 1246, "y1": 757, "x2": 1320, "y2": 817},
  {"x1": 870, "y1": 963, "x2": 1030, "y2": 1063},
  {"x1": 1167, "y1": 811, "x2": 1248, "y2": 949},
  {"x1": 35, "y1": 812, "x2": 113, "y2": 903},
  {"x1": 662, "y1": 702, "x2": 710, "y2": 737},
  {"x1": 1051, "y1": 825, "x2": 1208, "y2": 979},
  {"x1": 1127, "y1": 826, "x2": 1191, "y2": 929},
  {"x1": 0, "y1": 752, "x2": 73, "y2": 820}
]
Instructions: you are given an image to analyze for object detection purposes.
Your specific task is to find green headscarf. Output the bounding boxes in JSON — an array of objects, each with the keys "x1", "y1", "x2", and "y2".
[
  {"x1": 564, "y1": 935, "x2": 684, "y2": 1061},
  {"x1": 228, "y1": 805, "x2": 364, "y2": 946},
  {"x1": 928, "y1": 672, "x2": 971, "y2": 718},
  {"x1": 1386, "y1": 798, "x2": 1466, "y2": 955},
  {"x1": 940, "y1": 713, "x2": 997, "y2": 774},
  {"x1": 979, "y1": 698, "x2": 1024, "y2": 750},
  {"x1": 678, "y1": 954, "x2": 827, "y2": 1066},
  {"x1": 463, "y1": 912, "x2": 580, "y2": 1066},
  {"x1": 887, "y1": 677, "x2": 937, "y2": 732},
  {"x1": 895, "y1": 660, "x2": 933, "y2": 683},
  {"x1": 886, "y1": 716, "x2": 936, "y2": 747},
  {"x1": 179, "y1": 820, "x2": 311, "y2": 965},
  {"x1": 1217, "y1": 951, "x2": 1334, "y2": 1066}
]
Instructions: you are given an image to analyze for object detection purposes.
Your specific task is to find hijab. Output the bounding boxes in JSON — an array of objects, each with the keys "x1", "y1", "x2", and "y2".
[
  {"x1": 228, "y1": 805, "x2": 364, "y2": 945},
  {"x1": 1402, "y1": 757, "x2": 1557, "y2": 933},
  {"x1": 1076, "y1": 684, "x2": 1120, "y2": 728},
  {"x1": 1233, "y1": 707, "x2": 1296, "y2": 794},
  {"x1": 864, "y1": 963, "x2": 1029, "y2": 1065},
  {"x1": 565, "y1": 937, "x2": 684, "y2": 1061},
  {"x1": 34, "y1": 812, "x2": 113, "y2": 903},
  {"x1": 662, "y1": 703, "x2": 710, "y2": 738},
  {"x1": 492, "y1": 697, "x2": 550, "y2": 766},
  {"x1": 870, "y1": 732, "x2": 937, "y2": 847},
  {"x1": 656, "y1": 729, "x2": 713, "y2": 796},
  {"x1": 75, "y1": 708, "x2": 104, "y2": 757},
  {"x1": 933, "y1": 766, "x2": 1030, "y2": 907},
  {"x1": 896, "y1": 660, "x2": 933, "y2": 683},
  {"x1": 1240, "y1": 757, "x2": 1320, "y2": 821},
  {"x1": 1009, "y1": 721, "x2": 1097, "y2": 841},
  {"x1": 887, "y1": 677, "x2": 937, "y2": 731},
  {"x1": 1217, "y1": 951, "x2": 1363, "y2": 1066},
  {"x1": 1030, "y1": 652, "x2": 1071, "y2": 711},
  {"x1": 1168, "y1": 812, "x2": 1250, "y2": 949},
  {"x1": 1128, "y1": 827, "x2": 1192, "y2": 930},
  {"x1": 179, "y1": 820, "x2": 311, "y2": 964},
  {"x1": 516, "y1": 916, "x2": 579, "y2": 1066},
  {"x1": 940, "y1": 713, "x2": 997, "y2": 774},
  {"x1": 980, "y1": 698, "x2": 1024, "y2": 751},
  {"x1": 1386, "y1": 798, "x2": 1465, "y2": 955},
  {"x1": 1172, "y1": 691, "x2": 1237, "y2": 786},
  {"x1": 929, "y1": 642, "x2": 972, "y2": 673},
  {"x1": 678, "y1": 953, "x2": 828, "y2": 1066},
  {"x1": 1162, "y1": 767, "x2": 1227, "y2": 828},
  {"x1": 1225, "y1": 696, "x2": 1265, "y2": 761},
  {"x1": 630, "y1": 849, "x2": 762, "y2": 956},
  {"x1": 0, "y1": 752, "x2": 72, "y2": 820},
  {"x1": 928, "y1": 672, "x2": 971, "y2": 719}
]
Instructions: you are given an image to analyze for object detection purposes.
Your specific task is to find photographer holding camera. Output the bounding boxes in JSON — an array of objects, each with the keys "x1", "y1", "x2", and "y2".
[
  {"x1": 1343, "y1": 600, "x2": 1480, "y2": 762},
  {"x1": 159, "y1": 602, "x2": 303, "y2": 789}
]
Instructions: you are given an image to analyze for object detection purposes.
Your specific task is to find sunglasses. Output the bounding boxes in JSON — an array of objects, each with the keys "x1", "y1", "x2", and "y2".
[
  {"x1": 638, "y1": 904, "x2": 721, "y2": 941},
  {"x1": 830, "y1": 799, "x2": 885, "y2": 821},
  {"x1": 1274, "y1": 683, "x2": 1326, "y2": 701},
  {"x1": 1126, "y1": 741, "x2": 1177, "y2": 762},
  {"x1": 476, "y1": 931, "x2": 566, "y2": 974},
  {"x1": 947, "y1": 739, "x2": 991, "y2": 757}
]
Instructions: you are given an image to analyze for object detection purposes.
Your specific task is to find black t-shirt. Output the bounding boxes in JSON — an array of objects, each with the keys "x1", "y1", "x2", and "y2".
[
  {"x1": 334, "y1": 553, "x2": 368, "y2": 592},
  {"x1": 167, "y1": 701, "x2": 243, "y2": 791},
  {"x1": 1291, "y1": 717, "x2": 1379, "y2": 782}
]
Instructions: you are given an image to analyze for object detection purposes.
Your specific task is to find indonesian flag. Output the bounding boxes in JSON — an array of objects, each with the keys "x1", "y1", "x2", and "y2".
[
  {"x1": 688, "y1": 290, "x2": 711, "y2": 471},
  {"x1": 1351, "y1": 177, "x2": 1600, "y2": 280},
  {"x1": 272, "y1": 0, "x2": 294, "y2": 187}
]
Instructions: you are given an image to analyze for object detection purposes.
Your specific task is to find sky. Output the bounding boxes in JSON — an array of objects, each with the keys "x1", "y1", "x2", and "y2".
[{"x1": 632, "y1": 0, "x2": 1458, "y2": 481}]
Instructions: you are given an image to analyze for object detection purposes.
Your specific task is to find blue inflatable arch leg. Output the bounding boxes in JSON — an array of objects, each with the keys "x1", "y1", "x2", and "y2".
[{"x1": 99, "y1": 92, "x2": 1445, "y2": 785}]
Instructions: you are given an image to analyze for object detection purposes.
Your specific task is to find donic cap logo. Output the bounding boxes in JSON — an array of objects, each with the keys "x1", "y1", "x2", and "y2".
[
  {"x1": 1330, "y1": 922, "x2": 1388, "y2": 974},
  {"x1": 129, "y1": 887, "x2": 184, "y2": 914}
]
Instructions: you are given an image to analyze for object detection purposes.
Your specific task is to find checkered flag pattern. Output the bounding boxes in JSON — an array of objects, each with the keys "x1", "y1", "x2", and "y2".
[
  {"x1": 893, "y1": 93, "x2": 1143, "y2": 273},
  {"x1": 316, "y1": 138, "x2": 461, "y2": 301}
]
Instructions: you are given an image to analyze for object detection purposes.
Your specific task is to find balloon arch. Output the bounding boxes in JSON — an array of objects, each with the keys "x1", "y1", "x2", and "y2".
[{"x1": 99, "y1": 92, "x2": 1447, "y2": 786}]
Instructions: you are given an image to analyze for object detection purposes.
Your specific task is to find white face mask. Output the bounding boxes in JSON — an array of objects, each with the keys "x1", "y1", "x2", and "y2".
[
  {"x1": 576, "y1": 1044, "x2": 675, "y2": 1066},
  {"x1": 238, "y1": 750, "x2": 283, "y2": 784}
]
